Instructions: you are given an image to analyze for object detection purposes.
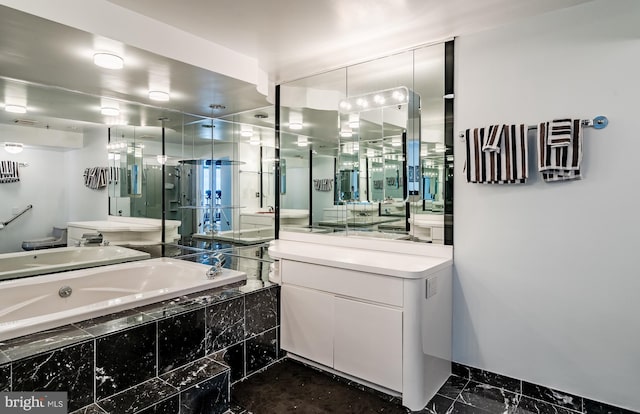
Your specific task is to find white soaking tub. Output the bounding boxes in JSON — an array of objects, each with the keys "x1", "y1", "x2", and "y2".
[
  {"x1": 0, "y1": 257, "x2": 246, "y2": 341},
  {"x1": 0, "y1": 245, "x2": 151, "y2": 281}
]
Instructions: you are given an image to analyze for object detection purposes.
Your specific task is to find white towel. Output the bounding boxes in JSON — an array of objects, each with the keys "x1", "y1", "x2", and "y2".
[
  {"x1": 547, "y1": 118, "x2": 573, "y2": 147},
  {"x1": 537, "y1": 119, "x2": 583, "y2": 182},
  {"x1": 464, "y1": 124, "x2": 528, "y2": 184}
]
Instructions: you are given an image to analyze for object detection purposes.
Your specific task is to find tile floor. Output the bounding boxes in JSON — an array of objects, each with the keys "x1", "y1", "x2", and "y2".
[{"x1": 230, "y1": 359, "x2": 638, "y2": 414}]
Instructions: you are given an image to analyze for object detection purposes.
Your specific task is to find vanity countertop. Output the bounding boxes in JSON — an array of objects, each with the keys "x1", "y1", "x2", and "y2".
[{"x1": 268, "y1": 239, "x2": 451, "y2": 279}]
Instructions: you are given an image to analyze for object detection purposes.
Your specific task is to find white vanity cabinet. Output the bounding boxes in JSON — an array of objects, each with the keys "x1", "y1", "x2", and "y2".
[{"x1": 270, "y1": 231, "x2": 453, "y2": 411}]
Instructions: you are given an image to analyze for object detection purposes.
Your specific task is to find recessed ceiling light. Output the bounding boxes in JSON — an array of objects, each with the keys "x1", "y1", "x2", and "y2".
[
  {"x1": 4, "y1": 142, "x2": 24, "y2": 154},
  {"x1": 5, "y1": 104, "x2": 26, "y2": 114},
  {"x1": 93, "y1": 52, "x2": 124, "y2": 69},
  {"x1": 101, "y1": 107, "x2": 120, "y2": 116},
  {"x1": 148, "y1": 91, "x2": 170, "y2": 101}
]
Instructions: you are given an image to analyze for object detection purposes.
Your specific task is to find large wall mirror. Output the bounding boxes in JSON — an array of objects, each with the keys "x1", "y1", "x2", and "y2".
[{"x1": 277, "y1": 41, "x2": 453, "y2": 244}]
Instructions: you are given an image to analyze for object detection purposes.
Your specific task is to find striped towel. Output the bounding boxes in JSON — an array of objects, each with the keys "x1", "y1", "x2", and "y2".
[
  {"x1": 464, "y1": 124, "x2": 528, "y2": 184},
  {"x1": 0, "y1": 161, "x2": 20, "y2": 183},
  {"x1": 83, "y1": 167, "x2": 109, "y2": 189},
  {"x1": 548, "y1": 118, "x2": 573, "y2": 147},
  {"x1": 537, "y1": 119, "x2": 583, "y2": 182}
]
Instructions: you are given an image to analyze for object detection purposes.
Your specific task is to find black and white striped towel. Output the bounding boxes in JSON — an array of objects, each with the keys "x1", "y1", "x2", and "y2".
[
  {"x1": 537, "y1": 119, "x2": 583, "y2": 182},
  {"x1": 83, "y1": 167, "x2": 109, "y2": 189},
  {"x1": 547, "y1": 118, "x2": 573, "y2": 147},
  {"x1": 464, "y1": 124, "x2": 528, "y2": 184},
  {"x1": 0, "y1": 161, "x2": 20, "y2": 183}
]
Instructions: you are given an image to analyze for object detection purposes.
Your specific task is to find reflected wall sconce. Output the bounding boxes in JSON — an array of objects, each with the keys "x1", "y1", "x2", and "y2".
[
  {"x1": 4, "y1": 142, "x2": 24, "y2": 154},
  {"x1": 339, "y1": 87, "x2": 409, "y2": 114},
  {"x1": 93, "y1": 52, "x2": 124, "y2": 69},
  {"x1": 148, "y1": 91, "x2": 170, "y2": 101},
  {"x1": 101, "y1": 107, "x2": 120, "y2": 116},
  {"x1": 5, "y1": 104, "x2": 27, "y2": 114}
]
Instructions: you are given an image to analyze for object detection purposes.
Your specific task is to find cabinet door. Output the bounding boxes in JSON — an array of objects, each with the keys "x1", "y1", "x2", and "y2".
[
  {"x1": 281, "y1": 284, "x2": 334, "y2": 368},
  {"x1": 333, "y1": 297, "x2": 403, "y2": 392}
]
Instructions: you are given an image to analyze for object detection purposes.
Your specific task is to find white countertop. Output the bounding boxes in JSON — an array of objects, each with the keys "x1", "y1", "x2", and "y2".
[{"x1": 268, "y1": 239, "x2": 452, "y2": 279}]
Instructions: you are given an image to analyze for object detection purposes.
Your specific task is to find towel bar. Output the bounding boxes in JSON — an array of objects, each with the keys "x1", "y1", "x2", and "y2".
[{"x1": 458, "y1": 115, "x2": 608, "y2": 139}]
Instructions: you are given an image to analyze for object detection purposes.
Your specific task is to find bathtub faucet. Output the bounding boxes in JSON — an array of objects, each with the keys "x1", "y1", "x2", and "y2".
[{"x1": 206, "y1": 252, "x2": 226, "y2": 279}]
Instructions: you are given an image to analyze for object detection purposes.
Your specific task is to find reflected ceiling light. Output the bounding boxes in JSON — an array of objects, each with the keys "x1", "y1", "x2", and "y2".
[
  {"x1": 356, "y1": 98, "x2": 368, "y2": 108},
  {"x1": 148, "y1": 91, "x2": 170, "y2": 101},
  {"x1": 434, "y1": 144, "x2": 446, "y2": 153},
  {"x1": 391, "y1": 137, "x2": 402, "y2": 147},
  {"x1": 289, "y1": 122, "x2": 303, "y2": 130},
  {"x1": 4, "y1": 142, "x2": 23, "y2": 154},
  {"x1": 5, "y1": 104, "x2": 26, "y2": 114},
  {"x1": 348, "y1": 114, "x2": 359, "y2": 129},
  {"x1": 249, "y1": 136, "x2": 261, "y2": 146},
  {"x1": 339, "y1": 100, "x2": 352, "y2": 111},
  {"x1": 339, "y1": 87, "x2": 408, "y2": 114},
  {"x1": 156, "y1": 155, "x2": 168, "y2": 165},
  {"x1": 101, "y1": 107, "x2": 120, "y2": 116},
  {"x1": 93, "y1": 52, "x2": 124, "y2": 69},
  {"x1": 297, "y1": 136, "x2": 309, "y2": 147},
  {"x1": 373, "y1": 94, "x2": 385, "y2": 105},
  {"x1": 240, "y1": 127, "x2": 253, "y2": 138},
  {"x1": 392, "y1": 89, "x2": 405, "y2": 101},
  {"x1": 340, "y1": 128, "x2": 353, "y2": 138}
]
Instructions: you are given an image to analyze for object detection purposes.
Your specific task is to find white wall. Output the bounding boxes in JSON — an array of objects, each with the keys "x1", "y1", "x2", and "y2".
[{"x1": 454, "y1": 0, "x2": 640, "y2": 410}]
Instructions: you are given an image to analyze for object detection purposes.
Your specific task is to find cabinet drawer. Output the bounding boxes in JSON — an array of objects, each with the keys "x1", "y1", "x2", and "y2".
[{"x1": 281, "y1": 260, "x2": 403, "y2": 307}]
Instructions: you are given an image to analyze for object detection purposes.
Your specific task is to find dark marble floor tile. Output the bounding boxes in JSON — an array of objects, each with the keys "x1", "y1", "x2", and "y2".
[
  {"x1": 158, "y1": 309, "x2": 206, "y2": 374},
  {"x1": 161, "y1": 357, "x2": 228, "y2": 391},
  {"x1": 584, "y1": 398, "x2": 639, "y2": 414},
  {"x1": 437, "y1": 374, "x2": 469, "y2": 399},
  {"x1": 97, "y1": 377, "x2": 177, "y2": 414},
  {"x1": 421, "y1": 394, "x2": 455, "y2": 414},
  {"x1": 516, "y1": 396, "x2": 580, "y2": 414},
  {"x1": 73, "y1": 309, "x2": 156, "y2": 337},
  {"x1": 449, "y1": 401, "x2": 495, "y2": 414},
  {"x1": 0, "y1": 364, "x2": 10, "y2": 391},
  {"x1": 467, "y1": 366, "x2": 521, "y2": 393},
  {"x1": 458, "y1": 381, "x2": 520, "y2": 413},
  {"x1": 227, "y1": 403, "x2": 248, "y2": 414},
  {"x1": 12, "y1": 341, "x2": 94, "y2": 412},
  {"x1": 95, "y1": 322, "x2": 156, "y2": 399},
  {"x1": 180, "y1": 371, "x2": 230, "y2": 414},
  {"x1": 205, "y1": 296, "x2": 245, "y2": 354},
  {"x1": 245, "y1": 285, "x2": 279, "y2": 337},
  {"x1": 0, "y1": 325, "x2": 92, "y2": 361},
  {"x1": 522, "y1": 382, "x2": 582, "y2": 412},
  {"x1": 246, "y1": 328, "x2": 277, "y2": 376},
  {"x1": 136, "y1": 396, "x2": 180, "y2": 414},
  {"x1": 69, "y1": 403, "x2": 107, "y2": 414},
  {"x1": 210, "y1": 342, "x2": 245, "y2": 383}
]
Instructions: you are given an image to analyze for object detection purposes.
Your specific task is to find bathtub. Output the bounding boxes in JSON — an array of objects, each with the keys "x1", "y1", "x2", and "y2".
[
  {"x1": 0, "y1": 245, "x2": 151, "y2": 281},
  {"x1": 0, "y1": 257, "x2": 246, "y2": 341}
]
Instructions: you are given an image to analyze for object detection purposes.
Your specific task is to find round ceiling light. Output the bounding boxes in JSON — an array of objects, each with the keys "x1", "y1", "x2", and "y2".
[
  {"x1": 93, "y1": 53, "x2": 124, "y2": 69},
  {"x1": 4, "y1": 142, "x2": 24, "y2": 154},
  {"x1": 101, "y1": 107, "x2": 120, "y2": 116},
  {"x1": 148, "y1": 91, "x2": 170, "y2": 101},
  {"x1": 5, "y1": 104, "x2": 27, "y2": 114}
]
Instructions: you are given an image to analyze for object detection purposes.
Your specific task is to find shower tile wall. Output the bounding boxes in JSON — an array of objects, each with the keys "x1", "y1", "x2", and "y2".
[{"x1": 0, "y1": 283, "x2": 282, "y2": 413}]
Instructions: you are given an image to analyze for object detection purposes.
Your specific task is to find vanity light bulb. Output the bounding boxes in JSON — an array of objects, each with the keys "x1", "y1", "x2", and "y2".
[
  {"x1": 373, "y1": 95, "x2": 385, "y2": 105},
  {"x1": 392, "y1": 90, "x2": 405, "y2": 102}
]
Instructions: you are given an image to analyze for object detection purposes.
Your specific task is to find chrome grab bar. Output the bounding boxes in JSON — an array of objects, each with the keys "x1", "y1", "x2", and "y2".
[{"x1": 1, "y1": 204, "x2": 33, "y2": 226}]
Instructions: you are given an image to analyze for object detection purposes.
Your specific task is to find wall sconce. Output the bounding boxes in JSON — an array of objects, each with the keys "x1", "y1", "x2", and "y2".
[
  {"x1": 4, "y1": 142, "x2": 24, "y2": 154},
  {"x1": 5, "y1": 104, "x2": 27, "y2": 114},
  {"x1": 93, "y1": 52, "x2": 124, "y2": 69}
]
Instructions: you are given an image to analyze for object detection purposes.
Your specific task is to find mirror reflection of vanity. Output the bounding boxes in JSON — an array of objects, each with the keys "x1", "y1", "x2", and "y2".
[{"x1": 276, "y1": 41, "x2": 452, "y2": 244}]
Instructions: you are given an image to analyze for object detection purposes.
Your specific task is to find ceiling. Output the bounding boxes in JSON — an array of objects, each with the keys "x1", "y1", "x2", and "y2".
[{"x1": 0, "y1": 1, "x2": 593, "y2": 145}]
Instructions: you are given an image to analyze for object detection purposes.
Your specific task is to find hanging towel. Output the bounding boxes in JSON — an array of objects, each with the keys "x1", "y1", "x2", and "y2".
[
  {"x1": 464, "y1": 124, "x2": 528, "y2": 184},
  {"x1": 0, "y1": 161, "x2": 20, "y2": 183},
  {"x1": 537, "y1": 119, "x2": 583, "y2": 182},
  {"x1": 83, "y1": 167, "x2": 109, "y2": 189},
  {"x1": 548, "y1": 118, "x2": 573, "y2": 147}
]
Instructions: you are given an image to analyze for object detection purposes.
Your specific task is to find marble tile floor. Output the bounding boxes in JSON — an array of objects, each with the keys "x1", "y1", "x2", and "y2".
[{"x1": 229, "y1": 359, "x2": 638, "y2": 414}]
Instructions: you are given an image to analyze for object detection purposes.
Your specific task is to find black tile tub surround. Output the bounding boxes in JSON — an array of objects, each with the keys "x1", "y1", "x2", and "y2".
[
  {"x1": 12, "y1": 340, "x2": 94, "y2": 412},
  {"x1": 205, "y1": 295, "x2": 245, "y2": 353},
  {"x1": 0, "y1": 363, "x2": 10, "y2": 392},
  {"x1": 245, "y1": 285, "x2": 280, "y2": 337},
  {"x1": 211, "y1": 341, "x2": 245, "y2": 383},
  {"x1": 136, "y1": 396, "x2": 180, "y2": 414},
  {"x1": 246, "y1": 327, "x2": 278, "y2": 376},
  {"x1": 97, "y1": 377, "x2": 177, "y2": 414},
  {"x1": 95, "y1": 322, "x2": 157, "y2": 400},
  {"x1": 158, "y1": 309, "x2": 206, "y2": 374}
]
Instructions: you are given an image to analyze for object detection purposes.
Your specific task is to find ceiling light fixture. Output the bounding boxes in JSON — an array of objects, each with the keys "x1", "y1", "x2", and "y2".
[
  {"x1": 101, "y1": 107, "x2": 120, "y2": 116},
  {"x1": 4, "y1": 142, "x2": 24, "y2": 154},
  {"x1": 93, "y1": 52, "x2": 124, "y2": 69},
  {"x1": 148, "y1": 91, "x2": 170, "y2": 101},
  {"x1": 5, "y1": 104, "x2": 26, "y2": 114},
  {"x1": 289, "y1": 122, "x2": 303, "y2": 130}
]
